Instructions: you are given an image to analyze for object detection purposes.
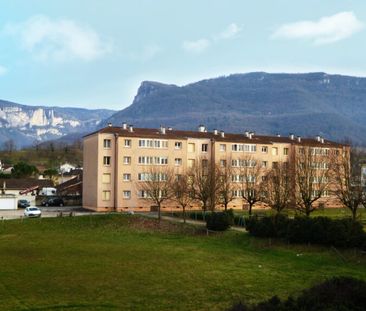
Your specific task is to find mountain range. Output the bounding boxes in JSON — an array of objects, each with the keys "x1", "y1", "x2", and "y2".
[
  {"x1": 105, "y1": 72, "x2": 366, "y2": 145},
  {"x1": 0, "y1": 99, "x2": 115, "y2": 148},
  {"x1": 2, "y1": 72, "x2": 366, "y2": 148}
]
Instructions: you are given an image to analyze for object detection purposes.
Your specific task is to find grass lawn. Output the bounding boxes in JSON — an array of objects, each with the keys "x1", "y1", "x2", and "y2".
[{"x1": 0, "y1": 214, "x2": 365, "y2": 311}]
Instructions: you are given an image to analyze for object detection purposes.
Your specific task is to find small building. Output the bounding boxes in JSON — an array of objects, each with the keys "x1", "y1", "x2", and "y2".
[{"x1": 0, "y1": 178, "x2": 54, "y2": 206}]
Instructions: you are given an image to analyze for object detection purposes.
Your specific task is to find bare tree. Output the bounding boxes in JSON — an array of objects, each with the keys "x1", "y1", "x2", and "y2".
[
  {"x1": 294, "y1": 146, "x2": 332, "y2": 216},
  {"x1": 262, "y1": 161, "x2": 292, "y2": 214},
  {"x1": 217, "y1": 159, "x2": 235, "y2": 211},
  {"x1": 237, "y1": 156, "x2": 264, "y2": 216},
  {"x1": 333, "y1": 147, "x2": 365, "y2": 221},
  {"x1": 190, "y1": 157, "x2": 220, "y2": 211},
  {"x1": 138, "y1": 166, "x2": 174, "y2": 221},
  {"x1": 172, "y1": 173, "x2": 194, "y2": 223}
]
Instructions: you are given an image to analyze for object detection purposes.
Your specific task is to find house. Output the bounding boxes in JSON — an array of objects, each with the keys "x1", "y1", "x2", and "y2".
[
  {"x1": 0, "y1": 178, "x2": 54, "y2": 206},
  {"x1": 82, "y1": 124, "x2": 348, "y2": 212}
]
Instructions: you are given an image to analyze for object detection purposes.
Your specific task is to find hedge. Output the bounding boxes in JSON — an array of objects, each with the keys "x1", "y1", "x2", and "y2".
[{"x1": 246, "y1": 215, "x2": 366, "y2": 248}]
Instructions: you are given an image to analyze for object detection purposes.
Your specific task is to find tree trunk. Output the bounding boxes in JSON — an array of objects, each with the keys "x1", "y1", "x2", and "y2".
[
  {"x1": 158, "y1": 203, "x2": 161, "y2": 222},
  {"x1": 224, "y1": 203, "x2": 228, "y2": 211},
  {"x1": 351, "y1": 207, "x2": 357, "y2": 222},
  {"x1": 248, "y1": 203, "x2": 253, "y2": 216},
  {"x1": 183, "y1": 206, "x2": 186, "y2": 224}
]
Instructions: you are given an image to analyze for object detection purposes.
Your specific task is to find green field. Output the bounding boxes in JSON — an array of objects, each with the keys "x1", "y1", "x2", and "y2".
[{"x1": 0, "y1": 215, "x2": 365, "y2": 311}]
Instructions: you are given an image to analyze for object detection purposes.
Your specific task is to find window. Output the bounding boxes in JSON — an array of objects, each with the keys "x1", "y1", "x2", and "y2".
[
  {"x1": 123, "y1": 191, "x2": 131, "y2": 199},
  {"x1": 283, "y1": 148, "x2": 289, "y2": 155},
  {"x1": 188, "y1": 159, "x2": 195, "y2": 168},
  {"x1": 138, "y1": 156, "x2": 153, "y2": 164},
  {"x1": 102, "y1": 173, "x2": 111, "y2": 184},
  {"x1": 272, "y1": 147, "x2": 278, "y2": 156},
  {"x1": 261, "y1": 146, "x2": 268, "y2": 153},
  {"x1": 102, "y1": 190, "x2": 111, "y2": 201},
  {"x1": 220, "y1": 144, "x2": 226, "y2": 152},
  {"x1": 232, "y1": 144, "x2": 256, "y2": 152},
  {"x1": 175, "y1": 158, "x2": 182, "y2": 166},
  {"x1": 175, "y1": 141, "x2": 182, "y2": 149},
  {"x1": 220, "y1": 159, "x2": 227, "y2": 167},
  {"x1": 123, "y1": 156, "x2": 131, "y2": 164},
  {"x1": 123, "y1": 173, "x2": 131, "y2": 181},
  {"x1": 262, "y1": 161, "x2": 268, "y2": 168},
  {"x1": 103, "y1": 156, "x2": 111, "y2": 166},
  {"x1": 201, "y1": 144, "x2": 208, "y2": 152},
  {"x1": 272, "y1": 162, "x2": 278, "y2": 168},
  {"x1": 103, "y1": 139, "x2": 111, "y2": 148},
  {"x1": 138, "y1": 139, "x2": 168, "y2": 149},
  {"x1": 202, "y1": 159, "x2": 208, "y2": 167},
  {"x1": 138, "y1": 190, "x2": 148, "y2": 198},
  {"x1": 175, "y1": 174, "x2": 182, "y2": 181},
  {"x1": 155, "y1": 157, "x2": 168, "y2": 165},
  {"x1": 124, "y1": 139, "x2": 131, "y2": 147},
  {"x1": 188, "y1": 143, "x2": 195, "y2": 153}
]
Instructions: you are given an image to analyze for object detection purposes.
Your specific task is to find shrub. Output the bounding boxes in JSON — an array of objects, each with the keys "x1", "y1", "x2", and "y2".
[
  {"x1": 206, "y1": 211, "x2": 232, "y2": 231},
  {"x1": 228, "y1": 277, "x2": 366, "y2": 311},
  {"x1": 247, "y1": 215, "x2": 366, "y2": 248},
  {"x1": 246, "y1": 214, "x2": 289, "y2": 238}
]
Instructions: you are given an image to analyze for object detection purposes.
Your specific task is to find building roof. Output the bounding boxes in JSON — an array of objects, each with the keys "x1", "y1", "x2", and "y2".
[
  {"x1": 56, "y1": 174, "x2": 82, "y2": 194},
  {"x1": 0, "y1": 178, "x2": 54, "y2": 190},
  {"x1": 84, "y1": 126, "x2": 346, "y2": 148}
]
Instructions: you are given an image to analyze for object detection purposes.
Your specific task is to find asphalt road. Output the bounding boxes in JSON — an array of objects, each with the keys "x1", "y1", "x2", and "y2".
[{"x1": 0, "y1": 206, "x2": 94, "y2": 220}]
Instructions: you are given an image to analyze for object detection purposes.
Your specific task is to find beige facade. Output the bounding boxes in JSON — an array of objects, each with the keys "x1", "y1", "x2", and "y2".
[{"x1": 83, "y1": 125, "x2": 347, "y2": 212}]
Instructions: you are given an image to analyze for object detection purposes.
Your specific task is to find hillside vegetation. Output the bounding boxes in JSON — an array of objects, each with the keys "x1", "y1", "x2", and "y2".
[{"x1": 106, "y1": 72, "x2": 366, "y2": 145}]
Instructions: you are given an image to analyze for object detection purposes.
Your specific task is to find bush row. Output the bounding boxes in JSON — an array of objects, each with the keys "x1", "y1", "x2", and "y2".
[
  {"x1": 246, "y1": 215, "x2": 366, "y2": 248},
  {"x1": 229, "y1": 277, "x2": 366, "y2": 311}
]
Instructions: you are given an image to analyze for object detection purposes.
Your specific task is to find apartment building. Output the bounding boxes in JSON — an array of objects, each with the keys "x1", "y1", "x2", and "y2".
[{"x1": 83, "y1": 124, "x2": 348, "y2": 212}]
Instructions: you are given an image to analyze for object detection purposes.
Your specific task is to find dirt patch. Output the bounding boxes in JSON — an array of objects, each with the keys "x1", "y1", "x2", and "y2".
[{"x1": 126, "y1": 216, "x2": 206, "y2": 235}]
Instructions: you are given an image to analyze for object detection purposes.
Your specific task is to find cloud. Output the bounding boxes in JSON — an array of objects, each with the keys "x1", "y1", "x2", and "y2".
[
  {"x1": 215, "y1": 23, "x2": 242, "y2": 40},
  {"x1": 4, "y1": 15, "x2": 112, "y2": 61},
  {"x1": 183, "y1": 23, "x2": 242, "y2": 53},
  {"x1": 183, "y1": 38, "x2": 211, "y2": 53},
  {"x1": 0, "y1": 65, "x2": 7, "y2": 76},
  {"x1": 272, "y1": 11, "x2": 364, "y2": 45}
]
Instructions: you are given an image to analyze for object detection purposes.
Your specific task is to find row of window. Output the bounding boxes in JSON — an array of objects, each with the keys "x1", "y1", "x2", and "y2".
[
  {"x1": 104, "y1": 138, "x2": 289, "y2": 156},
  {"x1": 101, "y1": 190, "x2": 167, "y2": 200},
  {"x1": 104, "y1": 138, "x2": 182, "y2": 149},
  {"x1": 101, "y1": 188, "x2": 331, "y2": 201}
]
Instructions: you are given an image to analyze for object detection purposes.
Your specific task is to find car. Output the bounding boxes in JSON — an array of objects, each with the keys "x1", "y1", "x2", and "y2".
[
  {"x1": 24, "y1": 207, "x2": 41, "y2": 218},
  {"x1": 18, "y1": 199, "x2": 30, "y2": 208},
  {"x1": 41, "y1": 197, "x2": 64, "y2": 207}
]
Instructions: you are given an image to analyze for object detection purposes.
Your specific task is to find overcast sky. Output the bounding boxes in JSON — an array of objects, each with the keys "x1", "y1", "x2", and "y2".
[{"x1": 0, "y1": 0, "x2": 365, "y2": 110}]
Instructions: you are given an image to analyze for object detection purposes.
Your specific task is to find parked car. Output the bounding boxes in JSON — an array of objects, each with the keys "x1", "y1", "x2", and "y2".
[
  {"x1": 24, "y1": 207, "x2": 41, "y2": 218},
  {"x1": 41, "y1": 197, "x2": 64, "y2": 207},
  {"x1": 18, "y1": 199, "x2": 30, "y2": 208}
]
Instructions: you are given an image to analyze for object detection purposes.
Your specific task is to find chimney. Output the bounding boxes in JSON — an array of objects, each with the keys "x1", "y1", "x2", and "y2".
[
  {"x1": 168, "y1": 127, "x2": 173, "y2": 131},
  {"x1": 248, "y1": 132, "x2": 254, "y2": 139},
  {"x1": 276, "y1": 133, "x2": 281, "y2": 137},
  {"x1": 289, "y1": 133, "x2": 295, "y2": 140},
  {"x1": 198, "y1": 125, "x2": 206, "y2": 132},
  {"x1": 244, "y1": 130, "x2": 250, "y2": 137},
  {"x1": 316, "y1": 135, "x2": 321, "y2": 142},
  {"x1": 297, "y1": 136, "x2": 301, "y2": 143},
  {"x1": 220, "y1": 131, "x2": 225, "y2": 138},
  {"x1": 213, "y1": 129, "x2": 218, "y2": 135},
  {"x1": 122, "y1": 122, "x2": 128, "y2": 130},
  {"x1": 107, "y1": 122, "x2": 112, "y2": 127},
  {"x1": 160, "y1": 125, "x2": 166, "y2": 134},
  {"x1": 321, "y1": 138, "x2": 325, "y2": 144},
  {"x1": 129, "y1": 125, "x2": 134, "y2": 132}
]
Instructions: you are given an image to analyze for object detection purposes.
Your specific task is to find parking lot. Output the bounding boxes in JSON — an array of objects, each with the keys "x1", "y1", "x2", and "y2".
[{"x1": 0, "y1": 206, "x2": 94, "y2": 220}]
